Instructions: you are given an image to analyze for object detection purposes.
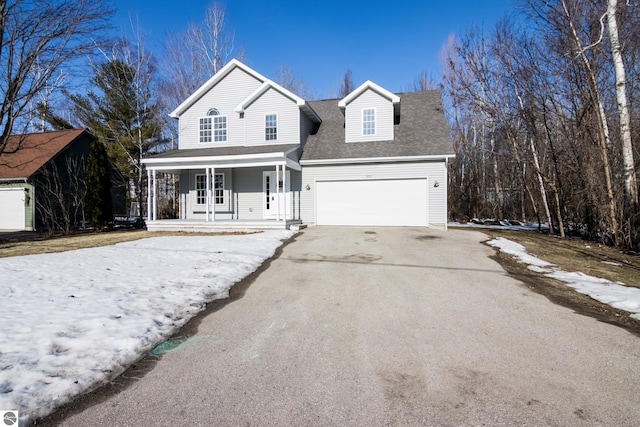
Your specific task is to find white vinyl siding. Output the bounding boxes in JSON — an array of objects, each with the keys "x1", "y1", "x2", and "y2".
[
  {"x1": 178, "y1": 67, "x2": 263, "y2": 149},
  {"x1": 243, "y1": 88, "x2": 299, "y2": 145},
  {"x1": 345, "y1": 89, "x2": 394, "y2": 143},
  {"x1": 231, "y1": 167, "x2": 301, "y2": 220},
  {"x1": 301, "y1": 161, "x2": 448, "y2": 227}
]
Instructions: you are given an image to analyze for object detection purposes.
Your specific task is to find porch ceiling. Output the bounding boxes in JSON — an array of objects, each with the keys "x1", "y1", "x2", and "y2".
[{"x1": 142, "y1": 149, "x2": 301, "y2": 172}]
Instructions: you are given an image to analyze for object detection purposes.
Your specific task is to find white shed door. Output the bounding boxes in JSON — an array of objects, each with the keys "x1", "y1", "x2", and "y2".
[
  {"x1": 316, "y1": 178, "x2": 428, "y2": 226},
  {"x1": 0, "y1": 189, "x2": 26, "y2": 230}
]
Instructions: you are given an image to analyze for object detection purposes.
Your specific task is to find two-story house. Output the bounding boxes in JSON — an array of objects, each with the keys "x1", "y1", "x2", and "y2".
[{"x1": 142, "y1": 59, "x2": 454, "y2": 230}]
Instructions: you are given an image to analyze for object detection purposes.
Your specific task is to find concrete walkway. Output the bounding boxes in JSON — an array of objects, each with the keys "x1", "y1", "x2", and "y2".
[{"x1": 47, "y1": 227, "x2": 640, "y2": 426}]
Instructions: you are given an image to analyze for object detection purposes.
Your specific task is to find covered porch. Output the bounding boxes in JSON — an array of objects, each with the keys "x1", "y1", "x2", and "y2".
[{"x1": 142, "y1": 146, "x2": 303, "y2": 231}]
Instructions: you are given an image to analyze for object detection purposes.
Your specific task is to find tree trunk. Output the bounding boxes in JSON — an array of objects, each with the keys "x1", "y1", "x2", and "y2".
[
  {"x1": 607, "y1": 0, "x2": 638, "y2": 206},
  {"x1": 561, "y1": 0, "x2": 618, "y2": 244},
  {"x1": 530, "y1": 137, "x2": 553, "y2": 234}
]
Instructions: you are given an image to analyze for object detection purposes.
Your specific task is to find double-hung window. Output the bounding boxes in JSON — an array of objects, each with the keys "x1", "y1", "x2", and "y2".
[
  {"x1": 196, "y1": 175, "x2": 207, "y2": 204},
  {"x1": 214, "y1": 174, "x2": 224, "y2": 204},
  {"x1": 195, "y1": 173, "x2": 225, "y2": 205},
  {"x1": 362, "y1": 108, "x2": 376, "y2": 135},
  {"x1": 200, "y1": 108, "x2": 227, "y2": 143},
  {"x1": 265, "y1": 114, "x2": 277, "y2": 141}
]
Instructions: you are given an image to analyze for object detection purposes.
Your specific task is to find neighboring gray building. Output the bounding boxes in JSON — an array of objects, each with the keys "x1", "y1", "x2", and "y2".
[{"x1": 142, "y1": 59, "x2": 454, "y2": 230}]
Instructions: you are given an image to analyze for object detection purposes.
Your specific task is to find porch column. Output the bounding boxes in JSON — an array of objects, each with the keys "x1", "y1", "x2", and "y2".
[
  {"x1": 282, "y1": 164, "x2": 287, "y2": 221},
  {"x1": 146, "y1": 169, "x2": 152, "y2": 221},
  {"x1": 210, "y1": 167, "x2": 216, "y2": 222},
  {"x1": 275, "y1": 164, "x2": 280, "y2": 221},
  {"x1": 152, "y1": 169, "x2": 157, "y2": 221},
  {"x1": 206, "y1": 167, "x2": 211, "y2": 222}
]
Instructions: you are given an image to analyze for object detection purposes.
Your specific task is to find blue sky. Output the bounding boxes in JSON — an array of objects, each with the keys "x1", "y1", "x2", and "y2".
[{"x1": 113, "y1": 0, "x2": 513, "y2": 99}]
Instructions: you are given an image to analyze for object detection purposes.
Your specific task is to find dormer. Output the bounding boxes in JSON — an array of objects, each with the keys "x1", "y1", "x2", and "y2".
[{"x1": 339, "y1": 80, "x2": 400, "y2": 143}]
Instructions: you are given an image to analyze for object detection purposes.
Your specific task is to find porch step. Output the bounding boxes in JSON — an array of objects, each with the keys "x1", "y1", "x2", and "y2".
[{"x1": 146, "y1": 219, "x2": 302, "y2": 233}]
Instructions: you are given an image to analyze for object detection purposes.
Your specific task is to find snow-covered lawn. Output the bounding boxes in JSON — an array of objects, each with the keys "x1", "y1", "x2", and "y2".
[
  {"x1": 0, "y1": 231, "x2": 293, "y2": 425},
  {"x1": 488, "y1": 237, "x2": 640, "y2": 320}
]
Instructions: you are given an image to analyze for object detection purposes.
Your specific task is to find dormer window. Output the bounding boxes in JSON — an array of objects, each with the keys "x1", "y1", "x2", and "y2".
[
  {"x1": 362, "y1": 108, "x2": 376, "y2": 135},
  {"x1": 199, "y1": 108, "x2": 227, "y2": 143}
]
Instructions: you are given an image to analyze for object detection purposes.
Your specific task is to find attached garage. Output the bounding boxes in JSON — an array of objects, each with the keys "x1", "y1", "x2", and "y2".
[
  {"x1": 316, "y1": 178, "x2": 428, "y2": 226},
  {"x1": 0, "y1": 188, "x2": 26, "y2": 230}
]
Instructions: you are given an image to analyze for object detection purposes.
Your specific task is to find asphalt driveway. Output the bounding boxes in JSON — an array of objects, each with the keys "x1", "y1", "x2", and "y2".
[{"x1": 45, "y1": 227, "x2": 640, "y2": 426}]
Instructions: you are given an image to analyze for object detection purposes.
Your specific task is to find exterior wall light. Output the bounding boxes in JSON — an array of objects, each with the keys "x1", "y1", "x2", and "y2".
[
  {"x1": 433, "y1": 181, "x2": 440, "y2": 188},
  {"x1": 305, "y1": 184, "x2": 311, "y2": 191}
]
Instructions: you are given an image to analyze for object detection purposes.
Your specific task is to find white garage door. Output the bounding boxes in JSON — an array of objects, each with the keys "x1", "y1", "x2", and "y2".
[
  {"x1": 316, "y1": 178, "x2": 428, "y2": 226},
  {"x1": 0, "y1": 188, "x2": 26, "y2": 230}
]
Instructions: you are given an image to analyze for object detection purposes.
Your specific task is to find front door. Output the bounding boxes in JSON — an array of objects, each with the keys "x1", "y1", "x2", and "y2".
[{"x1": 263, "y1": 170, "x2": 291, "y2": 219}]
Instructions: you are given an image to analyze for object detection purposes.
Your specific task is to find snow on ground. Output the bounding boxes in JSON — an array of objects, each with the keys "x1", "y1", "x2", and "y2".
[
  {"x1": 488, "y1": 237, "x2": 640, "y2": 321},
  {"x1": 449, "y1": 219, "x2": 547, "y2": 232},
  {"x1": 0, "y1": 231, "x2": 293, "y2": 425}
]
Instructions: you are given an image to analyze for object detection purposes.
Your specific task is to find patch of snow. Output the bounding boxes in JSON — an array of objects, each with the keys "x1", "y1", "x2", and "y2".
[
  {"x1": 0, "y1": 231, "x2": 293, "y2": 425},
  {"x1": 488, "y1": 237, "x2": 640, "y2": 321},
  {"x1": 488, "y1": 237, "x2": 554, "y2": 268},
  {"x1": 601, "y1": 261, "x2": 621, "y2": 266},
  {"x1": 449, "y1": 220, "x2": 548, "y2": 232}
]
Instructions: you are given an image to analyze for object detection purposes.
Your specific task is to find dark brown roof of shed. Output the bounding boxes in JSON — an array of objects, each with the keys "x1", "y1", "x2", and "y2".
[
  {"x1": 0, "y1": 129, "x2": 86, "y2": 179},
  {"x1": 301, "y1": 91, "x2": 454, "y2": 161}
]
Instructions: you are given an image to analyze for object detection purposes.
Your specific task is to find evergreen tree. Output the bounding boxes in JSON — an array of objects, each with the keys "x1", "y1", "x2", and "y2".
[
  {"x1": 83, "y1": 137, "x2": 113, "y2": 227},
  {"x1": 65, "y1": 47, "x2": 163, "y2": 222}
]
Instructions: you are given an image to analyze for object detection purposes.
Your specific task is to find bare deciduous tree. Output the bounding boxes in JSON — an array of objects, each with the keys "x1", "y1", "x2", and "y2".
[
  {"x1": 410, "y1": 71, "x2": 437, "y2": 92},
  {"x1": 36, "y1": 155, "x2": 86, "y2": 234},
  {"x1": 274, "y1": 64, "x2": 314, "y2": 99},
  {"x1": 160, "y1": 1, "x2": 239, "y2": 113},
  {"x1": 607, "y1": 0, "x2": 637, "y2": 205},
  {"x1": 444, "y1": 0, "x2": 640, "y2": 249},
  {"x1": 0, "y1": 0, "x2": 113, "y2": 156},
  {"x1": 339, "y1": 69, "x2": 354, "y2": 97},
  {"x1": 158, "y1": 1, "x2": 241, "y2": 153}
]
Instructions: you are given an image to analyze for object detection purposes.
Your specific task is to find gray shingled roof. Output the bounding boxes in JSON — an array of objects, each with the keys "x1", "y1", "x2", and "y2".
[
  {"x1": 146, "y1": 144, "x2": 300, "y2": 159},
  {"x1": 301, "y1": 90, "x2": 454, "y2": 161}
]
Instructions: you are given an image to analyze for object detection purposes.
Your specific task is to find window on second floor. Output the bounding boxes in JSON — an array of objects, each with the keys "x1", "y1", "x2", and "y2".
[
  {"x1": 362, "y1": 108, "x2": 376, "y2": 135},
  {"x1": 265, "y1": 113, "x2": 277, "y2": 141},
  {"x1": 200, "y1": 108, "x2": 227, "y2": 143}
]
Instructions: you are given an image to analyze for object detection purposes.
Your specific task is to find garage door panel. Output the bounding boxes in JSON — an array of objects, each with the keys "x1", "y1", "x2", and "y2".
[
  {"x1": 0, "y1": 189, "x2": 26, "y2": 230},
  {"x1": 316, "y1": 179, "x2": 427, "y2": 226}
]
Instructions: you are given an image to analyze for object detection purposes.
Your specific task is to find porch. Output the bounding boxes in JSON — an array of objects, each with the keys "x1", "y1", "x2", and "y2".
[
  {"x1": 145, "y1": 218, "x2": 304, "y2": 232},
  {"x1": 141, "y1": 145, "x2": 304, "y2": 231}
]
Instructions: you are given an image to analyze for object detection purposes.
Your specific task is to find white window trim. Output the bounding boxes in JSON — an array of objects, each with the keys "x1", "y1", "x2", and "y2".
[
  {"x1": 362, "y1": 107, "x2": 376, "y2": 136},
  {"x1": 214, "y1": 173, "x2": 225, "y2": 205},
  {"x1": 199, "y1": 117, "x2": 213, "y2": 144},
  {"x1": 265, "y1": 113, "x2": 278, "y2": 141},
  {"x1": 195, "y1": 174, "x2": 207, "y2": 204},
  {"x1": 199, "y1": 109, "x2": 228, "y2": 143},
  {"x1": 213, "y1": 115, "x2": 228, "y2": 142},
  {"x1": 196, "y1": 173, "x2": 225, "y2": 205}
]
